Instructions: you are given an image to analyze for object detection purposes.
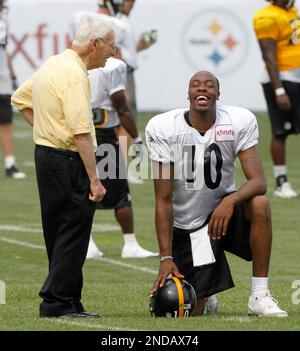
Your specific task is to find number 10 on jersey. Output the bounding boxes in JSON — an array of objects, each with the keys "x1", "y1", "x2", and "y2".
[{"x1": 182, "y1": 143, "x2": 223, "y2": 190}]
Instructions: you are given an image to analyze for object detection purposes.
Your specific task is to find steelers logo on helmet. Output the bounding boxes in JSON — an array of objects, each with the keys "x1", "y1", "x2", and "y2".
[{"x1": 149, "y1": 277, "x2": 197, "y2": 317}]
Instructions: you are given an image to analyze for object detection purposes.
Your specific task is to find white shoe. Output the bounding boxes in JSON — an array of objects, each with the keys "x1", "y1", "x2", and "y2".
[
  {"x1": 127, "y1": 172, "x2": 144, "y2": 184},
  {"x1": 274, "y1": 182, "x2": 298, "y2": 199},
  {"x1": 86, "y1": 249, "x2": 104, "y2": 260},
  {"x1": 86, "y1": 235, "x2": 104, "y2": 260},
  {"x1": 121, "y1": 244, "x2": 159, "y2": 258},
  {"x1": 204, "y1": 294, "x2": 219, "y2": 314},
  {"x1": 248, "y1": 290, "x2": 288, "y2": 317}
]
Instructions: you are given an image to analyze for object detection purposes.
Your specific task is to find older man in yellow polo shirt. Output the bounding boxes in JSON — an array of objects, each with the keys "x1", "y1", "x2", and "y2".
[{"x1": 11, "y1": 16, "x2": 116, "y2": 318}]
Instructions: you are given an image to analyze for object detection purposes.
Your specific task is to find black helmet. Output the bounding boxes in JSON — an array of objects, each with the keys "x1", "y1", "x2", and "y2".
[
  {"x1": 149, "y1": 277, "x2": 197, "y2": 317},
  {"x1": 97, "y1": 0, "x2": 124, "y2": 16}
]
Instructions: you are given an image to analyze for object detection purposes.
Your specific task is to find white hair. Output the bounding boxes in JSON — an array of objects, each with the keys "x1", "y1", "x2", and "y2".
[{"x1": 73, "y1": 15, "x2": 115, "y2": 44}]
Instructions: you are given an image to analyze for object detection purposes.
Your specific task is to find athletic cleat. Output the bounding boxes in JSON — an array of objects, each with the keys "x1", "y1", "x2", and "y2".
[
  {"x1": 86, "y1": 235, "x2": 104, "y2": 259},
  {"x1": 274, "y1": 182, "x2": 298, "y2": 199},
  {"x1": 248, "y1": 290, "x2": 288, "y2": 317},
  {"x1": 5, "y1": 165, "x2": 26, "y2": 179},
  {"x1": 121, "y1": 244, "x2": 159, "y2": 258},
  {"x1": 204, "y1": 294, "x2": 219, "y2": 314},
  {"x1": 86, "y1": 249, "x2": 104, "y2": 260}
]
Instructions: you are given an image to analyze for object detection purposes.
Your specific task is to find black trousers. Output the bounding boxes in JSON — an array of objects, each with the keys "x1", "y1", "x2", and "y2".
[
  {"x1": 262, "y1": 81, "x2": 300, "y2": 136},
  {"x1": 0, "y1": 94, "x2": 13, "y2": 124},
  {"x1": 35, "y1": 145, "x2": 96, "y2": 317}
]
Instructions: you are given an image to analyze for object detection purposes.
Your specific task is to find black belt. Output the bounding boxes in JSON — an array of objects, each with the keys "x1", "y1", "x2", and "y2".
[{"x1": 36, "y1": 145, "x2": 81, "y2": 159}]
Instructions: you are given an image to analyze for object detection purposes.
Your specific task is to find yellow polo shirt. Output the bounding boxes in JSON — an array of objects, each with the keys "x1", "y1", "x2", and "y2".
[
  {"x1": 11, "y1": 49, "x2": 97, "y2": 151},
  {"x1": 253, "y1": 5, "x2": 300, "y2": 72}
]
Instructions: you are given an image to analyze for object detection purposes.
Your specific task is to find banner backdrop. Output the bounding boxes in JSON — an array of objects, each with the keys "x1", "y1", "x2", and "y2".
[{"x1": 6, "y1": 0, "x2": 297, "y2": 112}]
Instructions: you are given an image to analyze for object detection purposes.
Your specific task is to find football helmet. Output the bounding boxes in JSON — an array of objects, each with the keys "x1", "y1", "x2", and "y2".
[
  {"x1": 265, "y1": 0, "x2": 295, "y2": 8},
  {"x1": 0, "y1": 0, "x2": 8, "y2": 9},
  {"x1": 97, "y1": 0, "x2": 124, "y2": 16},
  {"x1": 149, "y1": 277, "x2": 197, "y2": 317}
]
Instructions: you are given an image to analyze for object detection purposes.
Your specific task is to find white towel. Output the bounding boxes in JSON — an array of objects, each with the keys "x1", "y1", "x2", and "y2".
[{"x1": 189, "y1": 224, "x2": 216, "y2": 267}]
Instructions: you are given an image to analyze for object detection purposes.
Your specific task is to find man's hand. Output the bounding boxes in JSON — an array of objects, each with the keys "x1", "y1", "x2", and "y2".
[
  {"x1": 89, "y1": 179, "x2": 106, "y2": 202},
  {"x1": 276, "y1": 94, "x2": 291, "y2": 111},
  {"x1": 137, "y1": 33, "x2": 156, "y2": 51},
  {"x1": 151, "y1": 259, "x2": 184, "y2": 294},
  {"x1": 20, "y1": 108, "x2": 33, "y2": 126},
  {"x1": 208, "y1": 197, "x2": 234, "y2": 240}
]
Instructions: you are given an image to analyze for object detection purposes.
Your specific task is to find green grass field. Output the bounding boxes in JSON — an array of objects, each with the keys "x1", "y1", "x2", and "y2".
[{"x1": 0, "y1": 112, "x2": 299, "y2": 331}]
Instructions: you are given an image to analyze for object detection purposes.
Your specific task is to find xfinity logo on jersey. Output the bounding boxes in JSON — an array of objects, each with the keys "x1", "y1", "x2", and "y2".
[{"x1": 215, "y1": 124, "x2": 235, "y2": 142}]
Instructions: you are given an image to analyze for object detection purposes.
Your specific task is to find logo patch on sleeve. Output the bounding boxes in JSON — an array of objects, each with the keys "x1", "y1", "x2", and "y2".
[{"x1": 215, "y1": 124, "x2": 235, "y2": 142}]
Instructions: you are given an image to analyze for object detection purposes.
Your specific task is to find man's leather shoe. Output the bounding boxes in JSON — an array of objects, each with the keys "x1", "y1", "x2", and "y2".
[{"x1": 60, "y1": 312, "x2": 100, "y2": 318}]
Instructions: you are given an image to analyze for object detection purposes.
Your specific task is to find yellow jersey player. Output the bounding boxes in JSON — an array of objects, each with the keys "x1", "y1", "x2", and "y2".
[{"x1": 253, "y1": 0, "x2": 300, "y2": 198}]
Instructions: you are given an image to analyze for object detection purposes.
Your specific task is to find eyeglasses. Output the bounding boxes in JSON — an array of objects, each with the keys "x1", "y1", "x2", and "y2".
[{"x1": 96, "y1": 37, "x2": 118, "y2": 52}]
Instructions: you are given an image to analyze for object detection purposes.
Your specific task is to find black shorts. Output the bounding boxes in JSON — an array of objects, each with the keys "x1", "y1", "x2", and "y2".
[
  {"x1": 0, "y1": 95, "x2": 12, "y2": 124},
  {"x1": 172, "y1": 202, "x2": 251, "y2": 298},
  {"x1": 95, "y1": 128, "x2": 131, "y2": 210},
  {"x1": 262, "y1": 81, "x2": 300, "y2": 136}
]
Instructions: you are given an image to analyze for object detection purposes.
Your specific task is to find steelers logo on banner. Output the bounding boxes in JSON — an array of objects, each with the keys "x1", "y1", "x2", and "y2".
[{"x1": 182, "y1": 8, "x2": 249, "y2": 76}]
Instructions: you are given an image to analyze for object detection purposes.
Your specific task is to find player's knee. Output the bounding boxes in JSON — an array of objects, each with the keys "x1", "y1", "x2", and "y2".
[{"x1": 248, "y1": 195, "x2": 271, "y2": 220}]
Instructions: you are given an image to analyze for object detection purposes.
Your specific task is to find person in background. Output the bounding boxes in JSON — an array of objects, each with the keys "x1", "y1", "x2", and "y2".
[
  {"x1": 11, "y1": 16, "x2": 114, "y2": 318},
  {"x1": 70, "y1": 0, "x2": 126, "y2": 60},
  {"x1": 253, "y1": 0, "x2": 300, "y2": 198},
  {"x1": 70, "y1": 1, "x2": 142, "y2": 184},
  {"x1": 87, "y1": 54, "x2": 158, "y2": 259},
  {"x1": 117, "y1": 0, "x2": 156, "y2": 119},
  {"x1": 0, "y1": 0, "x2": 25, "y2": 179},
  {"x1": 117, "y1": 0, "x2": 157, "y2": 184}
]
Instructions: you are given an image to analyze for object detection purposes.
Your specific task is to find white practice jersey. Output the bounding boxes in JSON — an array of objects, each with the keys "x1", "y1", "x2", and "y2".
[
  {"x1": 0, "y1": 9, "x2": 12, "y2": 95},
  {"x1": 70, "y1": 11, "x2": 126, "y2": 47},
  {"x1": 89, "y1": 57, "x2": 126, "y2": 128},
  {"x1": 116, "y1": 13, "x2": 138, "y2": 70},
  {"x1": 145, "y1": 105, "x2": 259, "y2": 230}
]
